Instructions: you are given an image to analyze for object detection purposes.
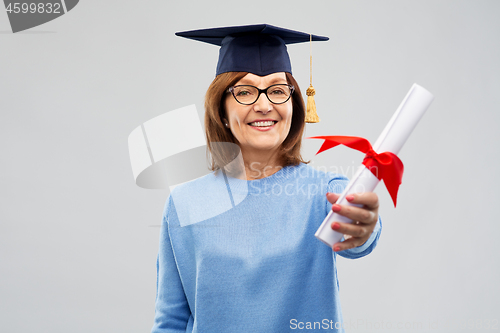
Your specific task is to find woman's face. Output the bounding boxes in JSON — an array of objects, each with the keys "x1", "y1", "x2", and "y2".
[{"x1": 223, "y1": 72, "x2": 293, "y2": 156}]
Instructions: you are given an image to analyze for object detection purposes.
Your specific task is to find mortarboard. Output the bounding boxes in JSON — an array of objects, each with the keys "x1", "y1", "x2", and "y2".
[
  {"x1": 175, "y1": 24, "x2": 328, "y2": 123},
  {"x1": 175, "y1": 24, "x2": 328, "y2": 76}
]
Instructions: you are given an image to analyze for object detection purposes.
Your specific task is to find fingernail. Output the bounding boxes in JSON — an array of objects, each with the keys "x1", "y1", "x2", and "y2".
[
  {"x1": 346, "y1": 194, "x2": 354, "y2": 201},
  {"x1": 332, "y1": 222, "x2": 340, "y2": 230},
  {"x1": 332, "y1": 204, "x2": 341, "y2": 212},
  {"x1": 333, "y1": 246, "x2": 341, "y2": 252}
]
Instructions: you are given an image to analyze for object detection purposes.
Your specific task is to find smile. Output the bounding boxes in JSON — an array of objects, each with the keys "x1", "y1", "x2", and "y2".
[{"x1": 248, "y1": 120, "x2": 278, "y2": 131}]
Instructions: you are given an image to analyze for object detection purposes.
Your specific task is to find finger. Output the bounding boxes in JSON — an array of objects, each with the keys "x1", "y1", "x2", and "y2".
[
  {"x1": 332, "y1": 236, "x2": 369, "y2": 252},
  {"x1": 331, "y1": 204, "x2": 377, "y2": 225},
  {"x1": 331, "y1": 221, "x2": 368, "y2": 238},
  {"x1": 326, "y1": 192, "x2": 340, "y2": 204},
  {"x1": 345, "y1": 192, "x2": 379, "y2": 210}
]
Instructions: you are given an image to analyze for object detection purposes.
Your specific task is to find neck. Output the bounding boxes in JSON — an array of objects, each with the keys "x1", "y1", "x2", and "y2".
[{"x1": 240, "y1": 147, "x2": 283, "y2": 180}]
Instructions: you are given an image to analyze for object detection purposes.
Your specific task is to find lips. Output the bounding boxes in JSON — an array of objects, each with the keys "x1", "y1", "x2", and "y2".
[
  {"x1": 248, "y1": 120, "x2": 278, "y2": 127},
  {"x1": 247, "y1": 120, "x2": 278, "y2": 132}
]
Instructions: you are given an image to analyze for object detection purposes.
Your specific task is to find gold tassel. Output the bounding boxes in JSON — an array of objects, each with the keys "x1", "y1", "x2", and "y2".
[
  {"x1": 305, "y1": 34, "x2": 320, "y2": 123},
  {"x1": 305, "y1": 85, "x2": 319, "y2": 123}
]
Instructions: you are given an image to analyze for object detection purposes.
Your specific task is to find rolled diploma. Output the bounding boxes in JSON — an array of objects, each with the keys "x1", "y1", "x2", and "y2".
[{"x1": 315, "y1": 83, "x2": 434, "y2": 247}]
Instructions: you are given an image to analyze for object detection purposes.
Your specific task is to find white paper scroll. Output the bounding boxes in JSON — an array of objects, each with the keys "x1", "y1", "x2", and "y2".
[{"x1": 315, "y1": 84, "x2": 434, "y2": 247}]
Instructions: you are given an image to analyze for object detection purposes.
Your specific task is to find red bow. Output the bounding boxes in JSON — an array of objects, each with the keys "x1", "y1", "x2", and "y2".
[{"x1": 308, "y1": 136, "x2": 404, "y2": 207}]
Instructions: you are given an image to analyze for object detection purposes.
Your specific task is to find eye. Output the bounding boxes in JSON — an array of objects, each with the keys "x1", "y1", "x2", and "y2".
[
  {"x1": 234, "y1": 87, "x2": 254, "y2": 96},
  {"x1": 268, "y1": 87, "x2": 287, "y2": 95}
]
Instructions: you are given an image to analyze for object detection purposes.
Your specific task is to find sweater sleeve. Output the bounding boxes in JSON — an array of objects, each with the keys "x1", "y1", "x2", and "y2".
[
  {"x1": 325, "y1": 174, "x2": 382, "y2": 260},
  {"x1": 336, "y1": 217, "x2": 382, "y2": 259},
  {"x1": 151, "y1": 197, "x2": 191, "y2": 333}
]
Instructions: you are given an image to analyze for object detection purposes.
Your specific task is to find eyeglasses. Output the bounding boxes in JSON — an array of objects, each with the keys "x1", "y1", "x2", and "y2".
[{"x1": 228, "y1": 84, "x2": 294, "y2": 105}]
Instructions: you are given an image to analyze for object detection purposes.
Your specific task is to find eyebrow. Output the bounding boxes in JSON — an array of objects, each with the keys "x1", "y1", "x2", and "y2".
[{"x1": 237, "y1": 77, "x2": 288, "y2": 86}]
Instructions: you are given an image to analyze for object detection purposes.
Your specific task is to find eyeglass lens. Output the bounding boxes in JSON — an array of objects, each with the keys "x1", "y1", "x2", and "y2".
[{"x1": 232, "y1": 85, "x2": 292, "y2": 105}]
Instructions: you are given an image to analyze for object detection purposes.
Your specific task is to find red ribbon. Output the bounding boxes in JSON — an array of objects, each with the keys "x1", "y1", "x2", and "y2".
[{"x1": 308, "y1": 136, "x2": 404, "y2": 207}]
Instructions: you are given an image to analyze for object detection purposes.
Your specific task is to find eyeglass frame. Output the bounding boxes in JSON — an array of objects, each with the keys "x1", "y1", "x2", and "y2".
[{"x1": 227, "y1": 84, "x2": 295, "y2": 105}]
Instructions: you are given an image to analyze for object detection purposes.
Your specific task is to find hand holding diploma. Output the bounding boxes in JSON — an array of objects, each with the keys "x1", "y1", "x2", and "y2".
[
  {"x1": 326, "y1": 192, "x2": 380, "y2": 252},
  {"x1": 311, "y1": 83, "x2": 434, "y2": 248}
]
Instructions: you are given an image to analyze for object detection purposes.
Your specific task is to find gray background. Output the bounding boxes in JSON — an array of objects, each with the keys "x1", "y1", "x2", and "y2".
[{"x1": 1, "y1": 0, "x2": 499, "y2": 332}]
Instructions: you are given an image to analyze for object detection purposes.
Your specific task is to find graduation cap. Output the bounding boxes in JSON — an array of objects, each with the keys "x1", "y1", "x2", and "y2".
[{"x1": 176, "y1": 24, "x2": 329, "y2": 123}]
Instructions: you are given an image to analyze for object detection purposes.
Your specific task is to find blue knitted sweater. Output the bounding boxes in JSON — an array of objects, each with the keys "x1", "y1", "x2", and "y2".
[{"x1": 151, "y1": 163, "x2": 382, "y2": 333}]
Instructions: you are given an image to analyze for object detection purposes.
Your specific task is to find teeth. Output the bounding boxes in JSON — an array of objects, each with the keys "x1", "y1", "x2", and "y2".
[{"x1": 250, "y1": 121, "x2": 275, "y2": 127}]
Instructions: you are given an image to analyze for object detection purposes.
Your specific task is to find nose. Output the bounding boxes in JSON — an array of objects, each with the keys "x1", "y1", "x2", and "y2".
[{"x1": 253, "y1": 91, "x2": 272, "y2": 114}]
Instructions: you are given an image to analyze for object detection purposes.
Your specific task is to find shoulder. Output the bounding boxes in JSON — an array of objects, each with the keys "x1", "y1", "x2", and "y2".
[
  {"x1": 163, "y1": 171, "x2": 232, "y2": 226},
  {"x1": 291, "y1": 163, "x2": 348, "y2": 183},
  {"x1": 291, "y1": 163, "x2": 349, "y2": 195},
  {"x1": 169, "y1": 171, "x2": 222, "y2": 198},
  {"x1": 161, "y1": 172, "x2": 219, "y2": 215},
  {"x1": 268, "y1": 163, "x2": 348, "y2": 197}
]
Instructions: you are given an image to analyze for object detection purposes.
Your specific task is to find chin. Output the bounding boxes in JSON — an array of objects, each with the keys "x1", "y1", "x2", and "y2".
[{"x1": 247, "y1": 141, "x2": 282, "y2": 152}]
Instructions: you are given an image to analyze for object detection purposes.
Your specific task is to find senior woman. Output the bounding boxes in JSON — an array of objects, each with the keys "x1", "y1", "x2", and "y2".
[{"x1": 152, "y1": 24, "x2": 382, "y2": 333}]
